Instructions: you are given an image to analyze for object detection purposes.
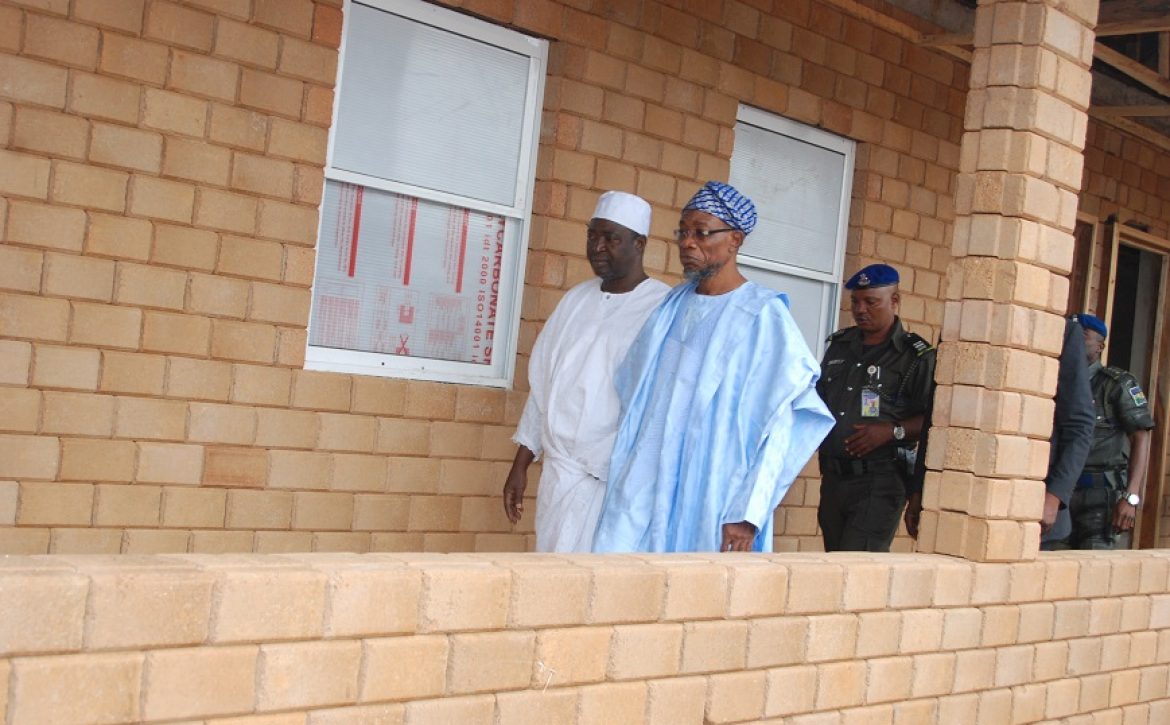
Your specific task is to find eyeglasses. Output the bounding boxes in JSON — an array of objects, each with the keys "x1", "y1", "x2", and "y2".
[{"x1": 673, "y1": 227, "x2": 736, "y2": 242}]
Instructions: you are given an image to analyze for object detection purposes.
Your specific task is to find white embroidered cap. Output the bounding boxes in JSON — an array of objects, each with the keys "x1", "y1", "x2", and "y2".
[{"x1": 592, "y1": 190, "x2": 652, "y2": 236}]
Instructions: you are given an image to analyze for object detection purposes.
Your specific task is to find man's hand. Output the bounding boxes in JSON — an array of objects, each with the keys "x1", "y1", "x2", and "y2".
[
  {"x1": 844, "y1": 422, "x2": 895, "y2": 458},
  {"x1": 904, "y1": 491, "x2": 923, "y2": 539},
  {"x1": 503, "y1": 468, "x2": 527, "y2": 524},
  {"x1": 1113, "y1": 499, "x2": 1137, "y2": 533},
  {"x1": 1041, "y1": 492, "x2": 1061, "y2": 535},
  {"x1": 721, "y1": 521, "x2": 757, "y2": 552}
]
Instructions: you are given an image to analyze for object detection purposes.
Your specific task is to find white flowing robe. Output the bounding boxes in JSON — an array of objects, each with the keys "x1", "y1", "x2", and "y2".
[
  {"x1": 593, "y1": 281, "x2": 835, "y2": 553},
  {"x1": 514, "y1": 277, "x2": 670, "y2": 552}
]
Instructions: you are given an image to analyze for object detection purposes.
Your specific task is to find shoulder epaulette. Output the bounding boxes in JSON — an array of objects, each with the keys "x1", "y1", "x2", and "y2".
[
  {"x1": 825, "y1": 328, "x2": 848, "y2": 343},
  {"x1": 1101, "y1": 366, "x2": 1129, "y2": 381},
  {"x1": 902, "y1": 331, "x2": 934, "y2": 357}
]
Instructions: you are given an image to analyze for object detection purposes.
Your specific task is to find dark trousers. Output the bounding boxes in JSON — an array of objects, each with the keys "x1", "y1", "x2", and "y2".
[
  {"x1": 1047, "y1": 484, "x2": 1122, "y2": 550},
  {"x1": 818, "y1": 468, "x2": 906, "y2": 552}
]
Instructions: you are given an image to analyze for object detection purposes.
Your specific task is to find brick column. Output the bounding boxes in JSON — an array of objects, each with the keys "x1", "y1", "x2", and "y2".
[{"x1": 916, "y1": 0, "x2": 1099, "y2": 562}]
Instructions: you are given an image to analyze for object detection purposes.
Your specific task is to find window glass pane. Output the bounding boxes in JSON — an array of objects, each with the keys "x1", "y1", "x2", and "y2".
[
  {"x1": 740, "y1": 264, "x2": 833, "y2": 355},
  {"x1": 730, "y1": 121, "x2": 846, "y2": 275},
  {"x1": 309, "y1": 180, "x2": 507, "y2": 365},
  {"x1": 332, "y1": 1, "x2": 530, "y2": 206}
]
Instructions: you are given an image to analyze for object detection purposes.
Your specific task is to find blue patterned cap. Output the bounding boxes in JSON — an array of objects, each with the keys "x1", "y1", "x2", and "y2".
[
  {"x1": 683, "y1": 181, "x2": 758, "y2": 235},
  {"x1": 1075, "y1": 313, "x2": 1107, "y2": 338},
  {"x1": 845, "y1": 264, "x2": 899, "y2": 289}
]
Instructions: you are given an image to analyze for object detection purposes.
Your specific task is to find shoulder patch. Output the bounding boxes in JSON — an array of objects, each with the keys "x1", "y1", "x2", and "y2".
[
  {"x1": 1128, "y1": 384, "x2": 1148, "y2": 407},
  {"x1": 902, "y1": 331, "x2": 934, "y2": 357}
]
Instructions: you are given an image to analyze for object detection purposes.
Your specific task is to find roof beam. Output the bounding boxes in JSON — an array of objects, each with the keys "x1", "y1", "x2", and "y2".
[
  {"x1": 1095, "y1": 42, "x2": 1170, "y2": 99},
  {"x1": 1093, "y1": 104, "x2": 1170, "y2": 116}
]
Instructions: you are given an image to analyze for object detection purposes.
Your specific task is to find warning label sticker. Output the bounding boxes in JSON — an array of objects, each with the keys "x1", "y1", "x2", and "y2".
[{"x1": 309, "y1": 181, "x2": 505, "y2": 365}]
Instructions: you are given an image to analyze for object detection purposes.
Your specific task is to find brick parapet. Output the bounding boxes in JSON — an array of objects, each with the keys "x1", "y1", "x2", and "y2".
[{"x1": 2, "y1": 550, "x2": 1170, "y2": 722}]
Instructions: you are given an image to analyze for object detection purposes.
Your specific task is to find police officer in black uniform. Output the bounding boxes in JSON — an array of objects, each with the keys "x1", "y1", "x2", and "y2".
[
  {"x1": 1053, "y1": 313, "x2": 1155, "y2": 549},
  {"x1": 816, "y1": 264, "x2": 935, "y2": 551}
]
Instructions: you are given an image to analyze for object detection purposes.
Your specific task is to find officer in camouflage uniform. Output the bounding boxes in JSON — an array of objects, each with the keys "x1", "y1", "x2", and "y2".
[
  {"x1": 1053, "y1": 313, "x2": 1155, "y2": 549},
  {"x1": 816, "y1": 264, "x2": 935, "y2": 552}
]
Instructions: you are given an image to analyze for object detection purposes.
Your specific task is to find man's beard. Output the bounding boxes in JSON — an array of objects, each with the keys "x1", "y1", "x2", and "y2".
[{"x1": 684, "y1": 261, "x2": 723, "y2": 282}]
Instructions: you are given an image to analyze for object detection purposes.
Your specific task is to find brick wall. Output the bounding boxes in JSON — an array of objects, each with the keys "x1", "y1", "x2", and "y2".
[
  {"x1": 2, "y1": 550, "x2": 1170, "y2": 723},
  {"x1": 0, "y1": 0, "x2": 1164, "y2": 555}
]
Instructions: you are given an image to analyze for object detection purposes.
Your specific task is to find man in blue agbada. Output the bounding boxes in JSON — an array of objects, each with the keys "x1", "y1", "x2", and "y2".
[{"x1": 592, "y1": 181, "x2": 836, "y2": 553}]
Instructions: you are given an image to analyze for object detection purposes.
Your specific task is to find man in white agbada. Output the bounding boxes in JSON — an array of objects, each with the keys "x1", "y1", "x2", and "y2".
[{"x1": 503, "y1": 191, "x2": 669, "y2": 552}]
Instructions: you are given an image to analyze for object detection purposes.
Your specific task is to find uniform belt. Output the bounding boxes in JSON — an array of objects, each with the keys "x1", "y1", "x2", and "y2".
[
  {"x1": 1077, "y1": 469, "x2": 1124, "y2": 488},
  {"x1": 821, "y1": 457, "x2": 898, "y2": 477}
]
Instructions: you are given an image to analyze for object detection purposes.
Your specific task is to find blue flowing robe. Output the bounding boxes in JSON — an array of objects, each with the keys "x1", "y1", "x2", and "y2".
[{"x1": 592, "y1": 280, "x2": 835, "y2": 552}]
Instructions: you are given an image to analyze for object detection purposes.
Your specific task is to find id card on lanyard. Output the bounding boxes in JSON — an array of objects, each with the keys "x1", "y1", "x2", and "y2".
[{"x1": 861, "y1": 365, "x2": 880, "y2": 417}]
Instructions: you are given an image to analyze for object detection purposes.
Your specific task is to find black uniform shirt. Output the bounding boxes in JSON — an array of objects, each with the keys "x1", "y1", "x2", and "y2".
[
  {"x1": 816, "y1": 317, "x2": 935, "y2": 460},
  {"x1": 1085, "y1": 361, "x2": 1155, "y2": 470}
]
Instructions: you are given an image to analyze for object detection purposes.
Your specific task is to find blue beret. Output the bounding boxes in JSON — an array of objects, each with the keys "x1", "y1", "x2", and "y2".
[
  {"x1": 845, "y1": 264, "x2": 899, "y2": 290},
  {"x1": 683, "y1": 181, "x2": 758, "y2": 235},
  {"x1": 1075, "y1": 313, "x2": 1107, "y2": 338}
]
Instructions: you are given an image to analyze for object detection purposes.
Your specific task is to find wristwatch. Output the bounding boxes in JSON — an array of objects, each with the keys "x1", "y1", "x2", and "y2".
[
  {"x1": 1126, "y1": 493, "x2": 1141, "y2": 506},
  {"x1": 892, "y1": 424, "x2": 905, "y2": 441}
]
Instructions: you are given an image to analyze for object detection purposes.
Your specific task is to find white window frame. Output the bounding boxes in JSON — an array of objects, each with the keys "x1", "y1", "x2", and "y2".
[
  {"x1": 304, "y1": 0, "x2": 547, "y2": 387},
  {"x1": 730, "y1": 105, "x2": 854, "y2": 357}
]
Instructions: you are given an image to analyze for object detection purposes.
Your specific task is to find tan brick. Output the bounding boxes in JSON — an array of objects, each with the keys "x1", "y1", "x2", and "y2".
[
  {"x1": 788, "y1": 562, "x2": 845, "y2": 613},
  {"x1": 161, "y1": 486, "x2": 226, "y2": 528},
  {"x1": 143, "y1": 645, "x2": 257, "y2": 720},
  {"x1": 376, "y1": 418, "x2": 430, "y2": 456},
  {"x1": 255, "y1": 407, "x2": 319, "y2": 447},
  {"x1": 227, "y1": 363, "x2": 290, "y2": 406},
  {"x1": 0, "y1": 340, "x2": 33, "y2": 385},
  {"x1": 98, "y1": 32, "x2": 167, "y2": 85},
  {"x1": 119, "y1": 528, "x2": 190, "y2": 553},
  {"x1": 83, "y1": 563, "x2": 212, "y2": 648},
  {"x1": 142, "y1": 87, "x2": 208, "y2": 137},
  {"x1": 144, "y1": 0, "x2": 214, "y2": 50},
  {"x1": 188, "y1": 272, "x2": 250, "y2": 318},
  {"x1": 0, "y1": 245, "x2": 43, "y2": 294},
  {"x1": 256, "y1": 639, "x2": 360, "y2": 710},
  {"x1": 765, "y1": 664, "x2": 818, "y2": 717},
  {"x1": 816, "y1": 660, "x2": 867, "y2": 710},
  {"x1": 86, "y1": 213, "x2": 152, "y2": 261},
  {"x1": 98, "y1": 350, "x2": 166, "y2": 395},
  {"x1": 140, "y1": 311, "x2": 210, "y2": 356},
  {"x1": 253, "y1": 0, "x2": 314, "y2": 36},
  {"x1": 253, "y1": 530, "x2": 312, "y2": 552},
  {"x1": 17, "y1": 480, "x2": 90, "y2": 524},
  {"x1": 292, "y1": 164, "x2": 324, "y2": 205},
  {"x1": 446, "y1": 630, "x2": 534, "y2": 695},
  {"x1": 214, "y1": 17, "x2": 279, "y2": 69},
  {"x1": 12, "y1": 107, "x2": 89, "y2": 159},
  {"x1": 662, "y1": 563, "x2": 727, "y2": 620},
  {"x1": 0, "y1": 528, "x2": 50, "y2": 554},
  {"x1": 162, "y1": 136, "x2": 233, "y2": 186},
  {"x1": 408, "y1": 495, "x2": 460, "y2": 531},
  {"x1": 166, "y1": 356, "x2": 232, "y2": 401},
  {"x1": 39, "y1": 391, "x2": 111, "y2": 436},
  {"x1": 58, "y1": 437, "x2": 137, "y2": 481},
  {"x1": 256, "y1": 198, "x2": 318, "y2": 244},
  {"x1": 0, "y1": 569, "x2": 87, "y2": 655},
  {"x1": 0, "y1": 387, "x2": 38, "y2": 433},
  {"x1": 136, "y1": 442, "x2": 204, "y2": 484},
  {"x1": 92, "y1": 483, "x2": 161, "y2": 526},
  {"x1": 304, "y1": 83, "x2": 334, "y2": 126},
  {"x1": 43, "y1": 254, "x2": 114, "y2": 305},
  {"x1": 707, "y1": 670, "x2": 766, "y2": 723},
  {"x1": 609, "y1": 623, "x2": 683, "y2": 680},
  {"x1": 50, "y1": 160, "x2": 128, "y2": 212},
  {"x1": 69, "y1": 71, "x2": 141, "y2": 124},
  {"x1": 169, "y1": 49, "x2": 239, "y2": 102},
  {"x1": 197, "y1": 188, "x2": 258, "y2": 234},
  {"x1": 240, "y1": 68, "x2": 303, "y2": 118},
  {"x1": 32, "y1": 342, "x2": 100, "y2": 388},
  {"x1": 128, "y1": 174, "x2": 196, "y2": 222},
  {"x1": 90, "y1": 123, "x2": 163, "y2": 174},
  {"x1": 189, "y1": 530, "x2": 253, "y2": 552},
  {"x1": 186, "y1": 402, "x2": 256, "y2": 445},
  {"x1": 50, "y1": 527, "x2": 121, "y2": 553},
  {"x1": 225, "y1": 488, "x2": 294, "y2": 529},
  {"x1": 215, "y1": 236, "x2": 282, "y2": 282},
  {"x1": 10, "y1": 652, "x2": 142, "y2": 724},
  {"x1": 313, "y1": 413, "x2": 374, "y2": 453},
  {"x1": 249, "y1": 282, "x2": 310, "y2": 326},
  {"x1": 0, "y1": 53, "x2": 69, "y2": 108},
  {"x1": 150, "y1": 225, "x2": 215, "y2": 271},
  {"x1": 420, "y1": 563, "x2": 510, "y2": 632},
  {"x1": 403, "y1": 695, "x2": 493, "y2": 725},
  {"x1": 211, "y1": 319, "x2": 277, "y2": 363},
  {"x1": 269, "y1": 117, "x2": 328, "y2": 164},
  {"x1": 210, "y1": 103, "x2": 269, "y2": 151},
  {"x1": 208, "y1": 564, "x2": 326, "y2": 642},
  {"x1": 113, "y1": 396, "x2": 186, "y2": 441},
  {"x1": 359, "y1": 635, "x2": 447, "y2": 701},
  {"x1": 645, "y1": 676, "x2": 705, "y2": 725},
  {"x1": 292, "y1": 370, "x2": 352, "y2": 411},
  {"x1": 291, "y1": 491, "x2": 353, "y2": 529},
  {"x1": 7, "y1": 199, "x2": 86, "y2": 251},
  {"x1": 24, "y1": 14, "x2": 99, "y2": 68},
  {"x1": 78, "y1": 0, "x2": 147, "y2": 35}
]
